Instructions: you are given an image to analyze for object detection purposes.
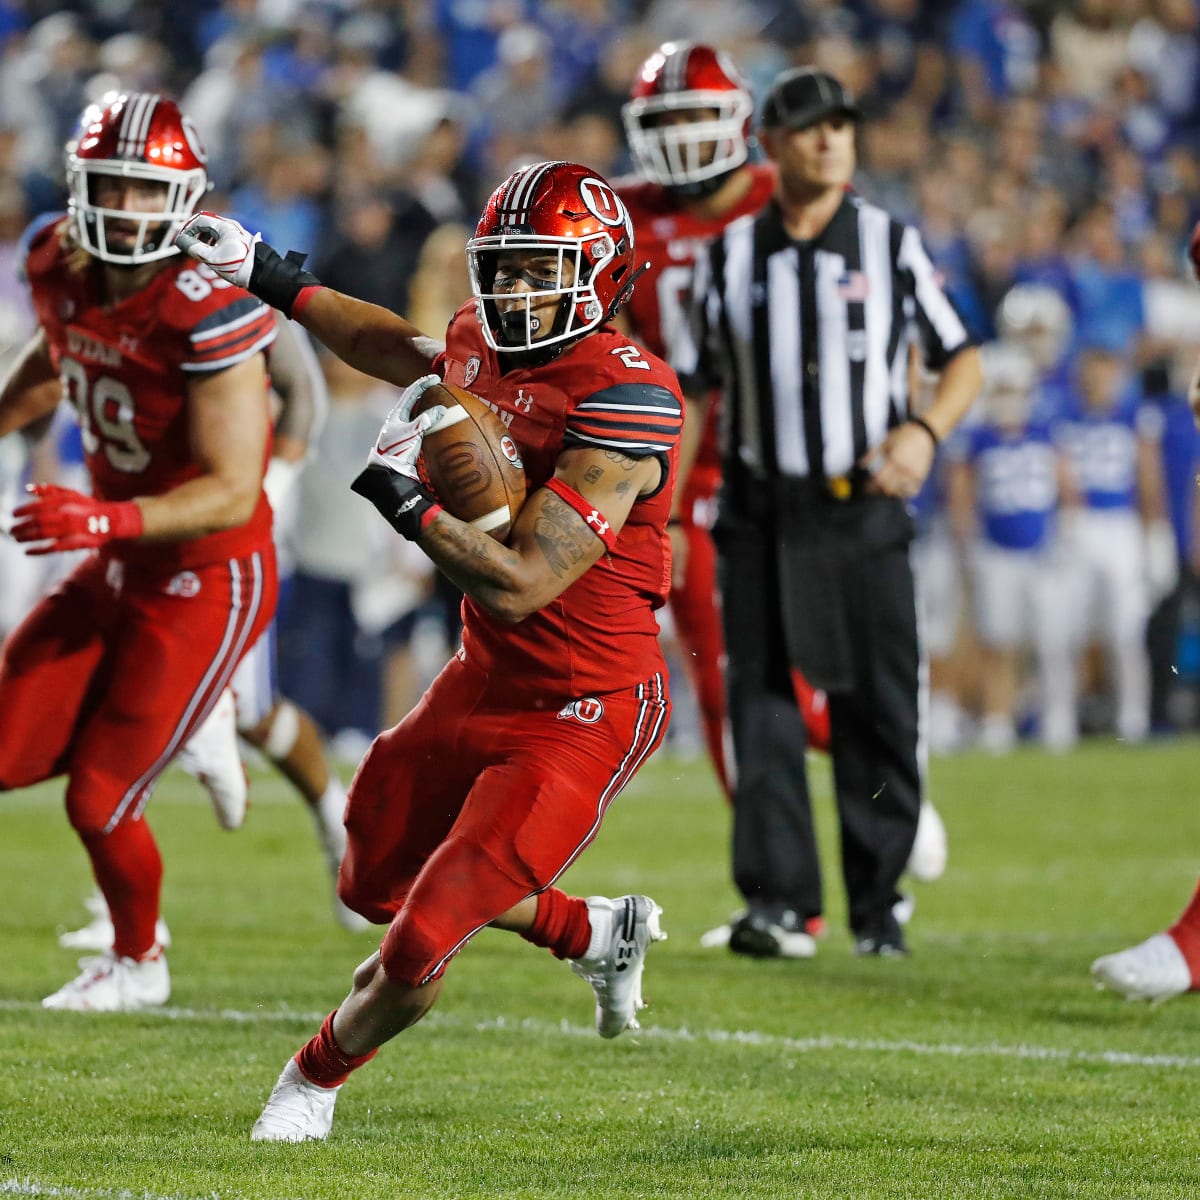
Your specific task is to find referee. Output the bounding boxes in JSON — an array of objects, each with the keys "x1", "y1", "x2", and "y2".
[{"x1": 672, "y1": 66, "x2": 981, "y2": 957}]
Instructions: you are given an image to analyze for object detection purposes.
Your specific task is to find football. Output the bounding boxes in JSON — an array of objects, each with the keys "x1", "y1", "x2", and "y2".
[{"x1": 412, "y1": 382, "x2": 527, "y2": 541}]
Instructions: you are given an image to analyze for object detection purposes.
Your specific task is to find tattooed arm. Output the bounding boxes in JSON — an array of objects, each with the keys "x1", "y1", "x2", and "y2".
[{"x1": 418, "y1": 446, "x2": 661, "y2": 623}]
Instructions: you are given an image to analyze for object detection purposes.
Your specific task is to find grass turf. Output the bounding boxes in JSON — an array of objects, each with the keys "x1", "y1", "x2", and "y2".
[{"x1": 2, "y1": 739, "x2": 1199, "y2": 1199}]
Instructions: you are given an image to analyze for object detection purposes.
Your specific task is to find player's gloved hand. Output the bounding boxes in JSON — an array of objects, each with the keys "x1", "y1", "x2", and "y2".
[
  {"x1": 175, "y1": 212, "x2": 321, "y2": 318},
  {"x1": 350, "y1": 375, "x2": 447, "y2": 540},
  {"x1": 9, "y1": 483, "x2": 143, "y2": 555}
]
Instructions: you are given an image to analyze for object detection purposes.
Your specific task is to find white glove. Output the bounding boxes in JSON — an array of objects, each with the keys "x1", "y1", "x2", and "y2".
[
  {"x1": 175, "y1": 211, "x2": 261, "y2": 287},
  {"x1": 366, "y1": 375, "x2": 446, "y2": 480}
]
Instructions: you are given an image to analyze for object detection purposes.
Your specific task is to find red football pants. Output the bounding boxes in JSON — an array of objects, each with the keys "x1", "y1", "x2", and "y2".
[
  {"x1": 339, "y1": 652, "x2": 670, "y2": 987},
  {"x1": 0, "y1": 548, "x2": 277, "y2": 956}
]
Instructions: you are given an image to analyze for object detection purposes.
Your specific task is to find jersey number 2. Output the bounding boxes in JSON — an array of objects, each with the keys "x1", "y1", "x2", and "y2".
[{"x1": 60, "y1": 356, "x2": 151, "y2": 474}]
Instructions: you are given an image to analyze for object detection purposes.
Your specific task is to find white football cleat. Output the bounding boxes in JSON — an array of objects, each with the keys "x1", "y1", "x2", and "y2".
[
  {"x1": 906, "y1": 800, "x2": 948, "y2": 883},
  {"x1": 178, "y1": 688, "x2": 248, "y2": 830},
  {"x1": 570, "y1": 894, "x2": 666, "y2": 1039},
  {"x1": 251, "y1": 1059, "x2": 340, "y2": 1142},
  {"x1": 58, "y1": 891, "x2": 171, "y2": 951},
  {"x1": 42, "y1": 948, "x2": 170, "y2": 1012},
  {"x1": 1091, "y1": 933, "x2": 1193, "y2": 1003}
]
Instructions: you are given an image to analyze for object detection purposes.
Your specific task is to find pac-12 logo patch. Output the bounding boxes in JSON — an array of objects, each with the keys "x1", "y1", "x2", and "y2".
[
  {"x1": 463, "y1": 356, "x2": 480, "y2": 386},
  {"x1": 557, "y1": 697, "x2": 605, "y2": 724},
  {"x1": 499, "y1": 435, "x2": 523, "y2": 468}
]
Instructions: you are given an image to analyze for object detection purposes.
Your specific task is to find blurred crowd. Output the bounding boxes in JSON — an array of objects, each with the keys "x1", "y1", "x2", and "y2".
[{"x1": 2, "y1": 0, "x2": 1200, "y2": 756}]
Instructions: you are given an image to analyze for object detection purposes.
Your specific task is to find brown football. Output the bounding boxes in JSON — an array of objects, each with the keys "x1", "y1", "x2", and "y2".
[{"x1": 411, "y1": 382, "x2": 527, "y2": 541}]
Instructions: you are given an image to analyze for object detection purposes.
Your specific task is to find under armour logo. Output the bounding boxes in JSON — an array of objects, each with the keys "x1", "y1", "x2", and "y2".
[
  {"x1": 87, "y1": 515, "x2": 111, "y2": 535},
  {"x1": 586, "y1": 510, "x2": 609, "y2": 536}
]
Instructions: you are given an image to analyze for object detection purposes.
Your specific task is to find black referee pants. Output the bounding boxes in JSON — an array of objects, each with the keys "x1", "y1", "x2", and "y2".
[{"x1": 715, "y1": 499, "x2": 921, "y2": 936}]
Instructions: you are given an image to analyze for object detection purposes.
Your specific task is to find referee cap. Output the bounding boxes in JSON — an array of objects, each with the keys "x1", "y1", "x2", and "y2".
[{"x1": 760, "y1": 67, "x2": 861, "y2": 132}]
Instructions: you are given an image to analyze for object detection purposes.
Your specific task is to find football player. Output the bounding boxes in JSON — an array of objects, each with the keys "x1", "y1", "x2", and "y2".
[
  {"x1": 943, "y1": 340, "x2": 1077, "y2": 753},
  {"x1": 56, "y1": 311, "x2": 367, "y2": 952},
  {"x1": 1053, "y1": 342, "x2": 1166, "y2": 745},
  {"x1": 0, "y1": 93, "x2": 278, "y2": 1010},
  {"x1": 177, "y1": 158, "x2": 682, "y2": 1141},
  {"x1": 617, "y1": 41, "x2": 782, "y2": 796}
]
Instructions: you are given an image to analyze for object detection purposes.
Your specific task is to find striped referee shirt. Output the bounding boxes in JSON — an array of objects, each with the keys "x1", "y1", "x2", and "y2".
[{"x1": 672, "y1": 191, "x2": 972, "y2": 484}]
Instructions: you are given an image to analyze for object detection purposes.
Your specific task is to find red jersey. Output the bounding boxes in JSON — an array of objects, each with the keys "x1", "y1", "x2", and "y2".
[
  {"x1": 617, "y1": 165, "x2": 776, "y2": 500},
  {"x1": 437, "y1": 304, "x2": 683, "y2": 702},
  {"x1": 25, "y1": 218, "x2": 277, "y2": 570}
]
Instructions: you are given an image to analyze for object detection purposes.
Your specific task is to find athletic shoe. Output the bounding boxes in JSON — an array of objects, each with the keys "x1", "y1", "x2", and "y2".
[
  {"x1": 701, "y1": 911, "x2": 824, "y2": 953},
  {"x1": 1090, "y1": 933, "x2": 1193, "y2": 1003},
  {"x1": 177, "y1": 687, "x2": 248, "y2": 830},
  {"x1": 251, "y1": 1059, "x2": 341, "y2": 1142},
  {"x1": 727, "y1": 907, "x2": 818, "y2": 959},
  {"x1": 853, "y1": 911, "x2": 908, "y2": 957},
  {"x1": 58, "y1": 892, "x2": 171, "y2": 951},
  {"x1": 42, "y1": 948, "x2": 170, "y2": 1012},
  {"x1": 906, "y1": 800, "x2": 948, "y2": 882},
  {"x1": 570, "y1": 894, "x2": 666, "y2": 1038}
]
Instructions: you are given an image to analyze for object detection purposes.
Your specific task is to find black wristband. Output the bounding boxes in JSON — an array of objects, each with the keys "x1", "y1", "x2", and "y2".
[
  {"x1": 247, "y1": 242, "x2": 322, "y2": 318},
  {"x1": 906, "y1": 414, "x2": 940, "y2": 447},
  {"x1": 350, "y1": 463, "x2": 442, "y2": 541}
]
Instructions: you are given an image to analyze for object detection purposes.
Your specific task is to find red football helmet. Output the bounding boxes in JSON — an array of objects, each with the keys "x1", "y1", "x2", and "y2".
[
  {"x1": 66, "y1": 92, "x2": 210, "y2": 265},
  {"x1": 622, "y1": 41, "x2": 753, "y2": 193},
  {"x1": 467, "y1": 160, "x2": 637, "y2": 354}
]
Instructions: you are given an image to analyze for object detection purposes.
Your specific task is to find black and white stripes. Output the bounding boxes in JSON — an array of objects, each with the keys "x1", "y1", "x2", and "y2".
[{"x1": 673, "y1": 193, "x2": 971, "y2": 483}]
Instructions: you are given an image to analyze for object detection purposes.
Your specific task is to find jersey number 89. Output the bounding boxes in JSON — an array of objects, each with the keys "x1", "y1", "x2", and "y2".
[{"x1": 60, "y1": 355, "x2": 151, "y2": 474}]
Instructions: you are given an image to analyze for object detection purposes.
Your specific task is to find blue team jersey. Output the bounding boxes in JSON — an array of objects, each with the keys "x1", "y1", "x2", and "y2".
[
  {"x1": 1054, "y1": 390, "x2": 1153, "y2": 511},
  {"x1": 959, "y1": 421, "x2": 1059, "y2": 549}
]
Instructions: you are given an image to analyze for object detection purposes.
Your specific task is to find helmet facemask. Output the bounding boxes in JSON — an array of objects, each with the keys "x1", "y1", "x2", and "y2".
[
  {"x1": 467, "y1": 231, "x2": 620, "y2": 354},
  {"x1": 622, "y1": 89, "x2": 752, "y2": 193},
  {"x1": 67, "y1": 157, "x2": 208, "y2": 266}
]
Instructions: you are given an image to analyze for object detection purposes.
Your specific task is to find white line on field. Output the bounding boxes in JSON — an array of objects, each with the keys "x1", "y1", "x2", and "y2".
[
  {"x1": 1, "y1": 998, "x2": 1195, "y2": 1070},
  {"x1": 0, "y1": 1179, "x2": 227, "y2": 1200}
]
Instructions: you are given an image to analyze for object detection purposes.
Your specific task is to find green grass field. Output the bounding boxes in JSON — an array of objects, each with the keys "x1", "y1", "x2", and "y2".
[{"x1": 3, "y1": 740, "x2": 1199, "y2": 1199}]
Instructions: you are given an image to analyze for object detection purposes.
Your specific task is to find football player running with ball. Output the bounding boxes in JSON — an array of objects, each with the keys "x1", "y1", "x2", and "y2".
[
  {"x1": 0, "y1": 94, "x2": 279, "y2": 1010},
  {"x1": 177, "y1": 159, "x2": 683, "y2": 1142}
]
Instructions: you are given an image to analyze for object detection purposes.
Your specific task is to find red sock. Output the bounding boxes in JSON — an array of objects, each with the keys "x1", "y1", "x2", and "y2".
[
  {"x1": 1167, "y1": 876, "x2": 1200, "y2": 990},
  {"x1": 295, "y1": 1011, "x2": 378, "y2": 1088},
  {"x1": 83, "y1": 821, "x2": 162, "y2": 960},
  {"x1": 520, "y1": 888, "x2": 591, "y2": 960}
]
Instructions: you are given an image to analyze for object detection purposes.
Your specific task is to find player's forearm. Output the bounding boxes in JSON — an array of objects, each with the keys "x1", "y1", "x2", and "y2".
[
  {"x1": 293, "y1": 289, "x2": 441, "y2": 390},
  {"x1": 418, "y1": 489, "x2": 606, "y2": 623},
  {"x1": 0, "y1": 336, "x2": 59, "y2": 439},
  {"x1": 417, "y1": 515, "x2": 533, "y2": 623},
  {"x1": 133, "y1": 473, "x2": 262, "y2": 541}
]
